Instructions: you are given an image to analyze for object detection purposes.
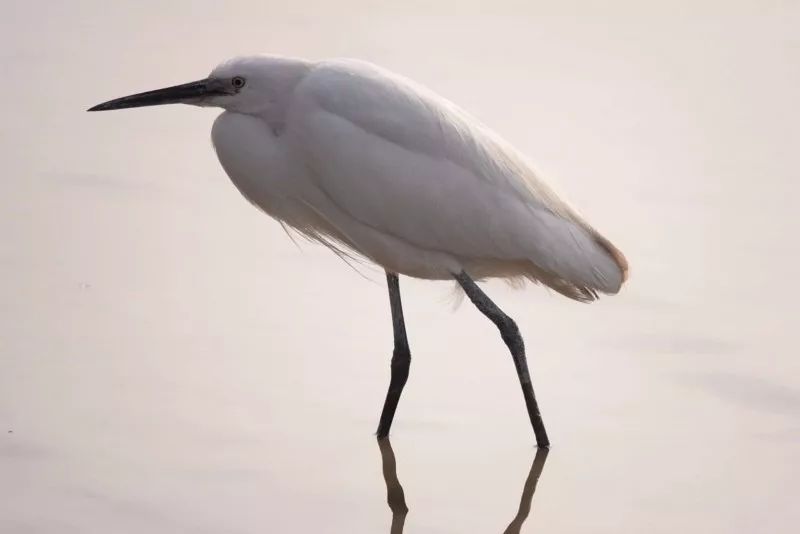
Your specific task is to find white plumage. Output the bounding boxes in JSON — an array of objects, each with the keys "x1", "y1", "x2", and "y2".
[
  {"x1": 88, "y1": 53, "x2": 630, "y2": 445},
  {"x1": 209, "y1": 56, "x2": 627, "y2": 301}
]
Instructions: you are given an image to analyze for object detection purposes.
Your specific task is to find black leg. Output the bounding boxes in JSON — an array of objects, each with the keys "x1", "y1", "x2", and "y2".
[
  {"x1": 376, "y1": 272, "x2": 411, "y2": 438},
  {"x1": 455, "y1": 271, "x2": 550, "y2": 448}
]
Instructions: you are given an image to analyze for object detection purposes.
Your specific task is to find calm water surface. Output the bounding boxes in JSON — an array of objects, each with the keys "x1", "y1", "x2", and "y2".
[{"x1": 1, "y1": 1, "x2": 799, "y2": 532}]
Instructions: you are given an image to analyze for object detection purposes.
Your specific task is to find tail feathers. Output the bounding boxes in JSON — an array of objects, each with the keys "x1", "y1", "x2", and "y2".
[
  {"x1": 522, "y1": 262, "x2": 600, "y2": 303},
  {"x1": 589, "y1": 231, "x2": 629, "y2": 288},
  {"x1": 506, "y1": 232, "x2": 628, "y2": 303}
]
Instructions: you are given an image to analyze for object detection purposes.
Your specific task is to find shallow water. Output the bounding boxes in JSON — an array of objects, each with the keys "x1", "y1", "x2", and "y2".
[{"x1": 2, "y1": 1, "x2": 799, "y2": 532}]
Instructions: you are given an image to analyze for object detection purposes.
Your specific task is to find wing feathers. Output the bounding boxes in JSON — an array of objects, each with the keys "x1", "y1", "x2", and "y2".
[{"x1": 287, "y1": 60, "x2": 627, "y2": 300}]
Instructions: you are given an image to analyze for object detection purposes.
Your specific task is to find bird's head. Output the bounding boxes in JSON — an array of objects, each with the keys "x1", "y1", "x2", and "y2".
[{"x1": 88, "y1": 55, "x2": 311, "y2": 116}]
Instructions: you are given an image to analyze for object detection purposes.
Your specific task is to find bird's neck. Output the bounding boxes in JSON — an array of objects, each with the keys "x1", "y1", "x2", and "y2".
[{"x1": 252, "y1": 58, "x2": 313, "y2": 134}]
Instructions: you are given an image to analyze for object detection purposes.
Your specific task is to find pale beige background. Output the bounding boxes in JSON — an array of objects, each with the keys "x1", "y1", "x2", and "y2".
[{"x1": 1, "y1": 1, "x2": 799, "y2": 532}]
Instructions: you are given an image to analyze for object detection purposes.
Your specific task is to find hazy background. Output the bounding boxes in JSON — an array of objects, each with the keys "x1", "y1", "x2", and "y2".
[{"x1": 1, "y1": 1, "x2": 799, "y2": 532}]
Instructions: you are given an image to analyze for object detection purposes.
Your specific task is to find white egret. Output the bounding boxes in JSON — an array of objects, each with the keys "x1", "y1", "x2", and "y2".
[{"x1": 89, "y1": 55, "x2": 629, "y2": 448}]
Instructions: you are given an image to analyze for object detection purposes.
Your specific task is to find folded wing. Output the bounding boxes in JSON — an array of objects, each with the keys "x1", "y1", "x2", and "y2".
[{"x1": 288, "y1": 59, "x2": 627, "y2": 300}]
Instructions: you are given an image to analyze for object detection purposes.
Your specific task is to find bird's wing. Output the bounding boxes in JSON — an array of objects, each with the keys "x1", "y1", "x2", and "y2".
[{"x1": 289, "y1": 59, "x2": 627, "y2": 297}]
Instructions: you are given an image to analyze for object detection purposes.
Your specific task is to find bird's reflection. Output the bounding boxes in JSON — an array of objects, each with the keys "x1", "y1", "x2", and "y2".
[
  {"x1": 378, "y1": 438, "x2": 409, "y2": 534},
  {"x1": 377, "y1": 438, "x2": 548, "y2": 533},
  {"x1": 502, "y1": 446, "x2": 549, "y2": 534}
]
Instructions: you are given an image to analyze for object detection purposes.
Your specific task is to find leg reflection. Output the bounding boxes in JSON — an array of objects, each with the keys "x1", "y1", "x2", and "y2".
[
  {"x1": 378, "y1": 438, "x2": 408, "y2": 534},
  {"x1": 376, "y1": 440, "x2": 549, "y2": 534},
  {"x1": 503, "y1": 447, "x2": 549, "y2": 534}
]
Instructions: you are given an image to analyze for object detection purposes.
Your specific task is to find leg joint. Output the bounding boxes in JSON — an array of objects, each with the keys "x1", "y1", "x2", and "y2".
[
  {"x1": 391, "y1": 346, "x2": 411, "y2": 367},
  {"x1": 498, "y1": 314, "x2": 518, "y2": 333}
]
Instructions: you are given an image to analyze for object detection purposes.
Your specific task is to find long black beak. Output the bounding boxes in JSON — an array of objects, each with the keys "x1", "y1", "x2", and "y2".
[{"x1": 87, "y1": 78, "x2": 227, "y2": 112}]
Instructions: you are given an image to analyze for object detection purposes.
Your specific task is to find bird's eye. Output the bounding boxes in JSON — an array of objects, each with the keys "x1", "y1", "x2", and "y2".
[{"x1": 231, "y1": 76, "x2": 246, "y2": 89}]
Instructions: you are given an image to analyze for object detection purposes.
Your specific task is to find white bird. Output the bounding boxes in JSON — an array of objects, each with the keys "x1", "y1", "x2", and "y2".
[{"x1": 89, "y1": 55, "x2": 629, "y2": 448}]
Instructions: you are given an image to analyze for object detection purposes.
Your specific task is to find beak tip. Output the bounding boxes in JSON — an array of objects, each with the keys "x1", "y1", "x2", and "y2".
[{"x1": 85, "y1": 78, "x2": 215, "y2": 114}]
